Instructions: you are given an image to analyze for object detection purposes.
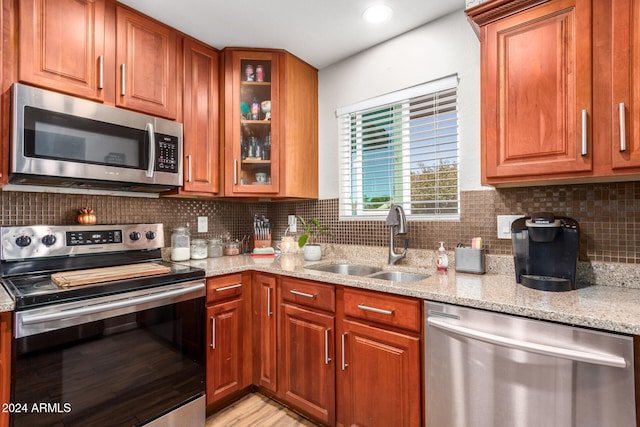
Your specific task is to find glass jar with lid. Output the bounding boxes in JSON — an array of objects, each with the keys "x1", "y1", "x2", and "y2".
[
  {"x1": 208, "y1": 239, "x2": 223, "y2": 258},
  {"x1": 171, "y1": 227, "x2": 190, "y2": 261},
  {"x1": 190, "y1": 239, "x2": 208, "y2": 260}
]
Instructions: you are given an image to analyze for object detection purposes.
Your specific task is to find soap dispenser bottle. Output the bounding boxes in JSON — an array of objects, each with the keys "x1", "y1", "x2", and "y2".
[{"x1": 436, "y1": 242, "x2": 449, "y2": 272}]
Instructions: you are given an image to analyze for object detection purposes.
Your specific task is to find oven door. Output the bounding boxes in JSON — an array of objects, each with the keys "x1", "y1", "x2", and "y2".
[
  {"x1": 11, "y1": 280, "x2": 205, "y2": 427},
  {"x1": 12, "y1": 83, "x2": 182, "y2": 188}
]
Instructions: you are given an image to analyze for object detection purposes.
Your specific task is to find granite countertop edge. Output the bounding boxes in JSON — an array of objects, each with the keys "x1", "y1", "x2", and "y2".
[
  {"x1": 183, "y1": 253, "x2": 640, "y2": 336},
  {"x1": 2, "y1": 248, "x2": 638, "y2": 336}
]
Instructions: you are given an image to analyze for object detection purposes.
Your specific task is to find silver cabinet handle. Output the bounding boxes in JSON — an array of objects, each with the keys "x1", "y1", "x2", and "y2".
[
  {"x1": 187, "y1": 155, "x2": 192, "y2": 182},
  {"x1": 290, "y1": 289, "x2": 317, "y2": 299},
  {"x1": 215, "y1": 283, "x2": 242, "y2": 292},
  {"x1": 619, "y1": 102, "x2": 627, "y2": 152},
  {"x1": 98, "y1": 55, "x2": 104, "y2": 89},
  {"x1": 146, "y1": 123, "x2": 155, "y2": 178},
  {"x1": 267, "y1": 287, "x2": 273, "y2": 317},
  {"x1": 210, "y1": 316, "x2": 216, "y2": 349},
  {"x1": 341, "y1": 332, "x2": 348, "y2": 370},
  {"x1": 324, "y1": 329, "x2": 332, "y2": 365},
  {"x1": 120, "y1": 63, "x2": 126, "y2": 96},
  {"x1": 581, "y1": 109, "x2": 588, "y2": 156},
  {"x1": 357, "y1": 304, "x2": 393, "y2": 316},
  {"x1": 427, "y1": 317, "x2": 627, "y2": 369},
  {"x1": 233, "y1": 159, "x2": 238, "y2": 185}
]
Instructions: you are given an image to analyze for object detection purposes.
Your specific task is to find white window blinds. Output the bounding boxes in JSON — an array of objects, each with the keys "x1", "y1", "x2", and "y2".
[{"x1": 336, "y1": 75, "x2": 459, "y2": 220}]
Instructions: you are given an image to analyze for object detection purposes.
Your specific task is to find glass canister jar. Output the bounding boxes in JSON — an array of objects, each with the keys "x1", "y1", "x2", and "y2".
[
  {"x1": 171, "y1": 227, "x2": 190, "y2": 261},
  {"x1": 190, "y1": 239, "x2": 208, "y2": 260},
  {"x1": 208, "y1": 239, "x2": 223, "y2": 258},
  {"x1": 223, "y1": 241, "x2": 241, "y2": 256}
]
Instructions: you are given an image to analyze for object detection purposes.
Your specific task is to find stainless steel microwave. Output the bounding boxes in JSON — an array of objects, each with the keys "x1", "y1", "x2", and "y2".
[{"x1": 11, "y1": 83, "x2": 183, "y2": 192}]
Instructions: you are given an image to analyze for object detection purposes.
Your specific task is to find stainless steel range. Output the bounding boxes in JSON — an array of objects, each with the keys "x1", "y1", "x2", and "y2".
[{"x1": 0, "y1": 223, "x2": 206, "y2": 427}]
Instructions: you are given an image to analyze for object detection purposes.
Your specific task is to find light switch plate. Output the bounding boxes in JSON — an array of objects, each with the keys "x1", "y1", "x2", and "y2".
[
  {"x1": 197, "y1": 216, "x2": 208, "y2": 233},
  {"x1": 497, "y1": 215, "x2": 522, "y2": 239}
]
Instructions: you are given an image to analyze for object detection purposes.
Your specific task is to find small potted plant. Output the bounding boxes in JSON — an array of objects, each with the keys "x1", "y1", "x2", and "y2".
[{"x1": 297, "y1": 216, "x2": 328, "y2": 261}]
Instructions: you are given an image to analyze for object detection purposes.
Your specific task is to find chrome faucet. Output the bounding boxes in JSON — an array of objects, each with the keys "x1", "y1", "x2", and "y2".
[{"x1": 386, "y1": 204, "x2": 409, "y2": 265}]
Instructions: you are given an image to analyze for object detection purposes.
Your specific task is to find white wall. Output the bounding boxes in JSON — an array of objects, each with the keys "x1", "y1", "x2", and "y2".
[{"x1": 317, "y1": 9, "x2": 483, "y2": 199}]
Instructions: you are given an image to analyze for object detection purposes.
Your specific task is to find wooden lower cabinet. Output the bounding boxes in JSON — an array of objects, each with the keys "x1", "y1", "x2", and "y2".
[
  {"x1": 252, "y1": 273, "x2": 277, "y2": 393},
  {"x1": 206, "y1": 274, "x2": 251, "y2": 407},
  {"x1": 0, "y1": 312, "x2": 10, "y2": 427},
  {"x1": 280, "y1": 303, "x2": 335, "y2": 424},
  {"x1": 336, "y1": 287, "x2": 423, "y2": 427},
  {"x1": 336, "y1": 319, "x2": 421, "y2": 427}
]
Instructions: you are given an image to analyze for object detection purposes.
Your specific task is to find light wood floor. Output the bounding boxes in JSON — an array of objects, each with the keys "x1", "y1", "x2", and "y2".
[{"x1": 206, "y1": 393, "x2": 320, "y2": 427}]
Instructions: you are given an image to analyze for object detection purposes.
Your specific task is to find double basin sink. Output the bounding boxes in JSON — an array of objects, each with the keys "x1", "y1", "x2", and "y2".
[{"x1": 306, "y1": 263, "x2": 428, "y2": 282}]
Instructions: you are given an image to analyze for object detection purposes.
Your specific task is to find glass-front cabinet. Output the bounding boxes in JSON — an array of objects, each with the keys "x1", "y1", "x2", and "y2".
[{"x1": 223, "y1": 49, "x2": 280, "y2": 194}]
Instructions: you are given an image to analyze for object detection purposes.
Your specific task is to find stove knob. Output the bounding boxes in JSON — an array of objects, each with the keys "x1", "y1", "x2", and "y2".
[
  {"x1": 145, "y1": 231, "x2": 157, "y2": 240},
  {"x1": 129, "y1": 231, "x2": 141, "y2": 241},
  {"x1": 15, "y1": 235, "x2": 32, "y2": 247},
  {"x1": 41, "y1": 234, "x2": 57, "y2": 247}
]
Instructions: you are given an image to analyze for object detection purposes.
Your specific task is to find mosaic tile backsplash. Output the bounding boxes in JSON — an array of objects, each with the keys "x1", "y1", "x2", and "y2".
[{"x1": 1, "y1": 181, "x2": 639, "y2": 264}]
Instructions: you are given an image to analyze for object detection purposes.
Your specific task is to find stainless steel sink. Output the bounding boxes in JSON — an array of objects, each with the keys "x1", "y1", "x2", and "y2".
[
  {"x1": 367, "y1": 271, "x2": 429, "y2": 282},
  {"x1": 306, "y1": 263, "x2": 382, "y2": 276}
]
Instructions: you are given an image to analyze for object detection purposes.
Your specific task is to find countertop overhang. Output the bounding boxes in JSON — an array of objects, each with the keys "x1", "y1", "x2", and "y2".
[
  {"x1": 1, "y1": 250, "x2": 638, "y2": 336},
  {"x1": 183, "y1": 253, "x2": 640, "y2": 336}
]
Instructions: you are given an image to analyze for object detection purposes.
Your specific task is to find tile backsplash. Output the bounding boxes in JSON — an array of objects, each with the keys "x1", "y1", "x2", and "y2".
[{"x1": 2, "y1": 181, "x2": 639, "y2": 264}]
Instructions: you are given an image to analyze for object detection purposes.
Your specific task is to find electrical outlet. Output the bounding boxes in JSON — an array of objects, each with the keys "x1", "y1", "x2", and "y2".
[
  {"x1": 197, "y1": 216, "x2": 208, "y2": 233},
  {"x1": 497, "y1": 215, "x2": 522, "y2": 239},
  {"x1": 288, "y1": 214, "x2": 297, "y2": 233}
]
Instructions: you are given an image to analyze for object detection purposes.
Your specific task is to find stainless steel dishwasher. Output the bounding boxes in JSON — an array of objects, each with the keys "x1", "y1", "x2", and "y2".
[{"x1": 425, "y1": 301, "x2": 637, "y2": 427}]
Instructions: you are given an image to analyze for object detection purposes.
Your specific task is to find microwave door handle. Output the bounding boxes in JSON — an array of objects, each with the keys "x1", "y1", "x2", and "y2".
[{"x1": 146, "y1": 123, "x2": 155, "y2": 178}]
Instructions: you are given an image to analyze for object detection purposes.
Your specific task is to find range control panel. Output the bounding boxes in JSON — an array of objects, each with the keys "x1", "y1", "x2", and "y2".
[{"x1": 0, "y1": 224, "x2": 164, "y2": 261}]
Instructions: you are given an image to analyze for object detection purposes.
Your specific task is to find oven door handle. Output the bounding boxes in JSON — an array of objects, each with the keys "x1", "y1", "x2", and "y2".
[{"x1": 21, "y1": 283, "x2": 205, "y2": 326}]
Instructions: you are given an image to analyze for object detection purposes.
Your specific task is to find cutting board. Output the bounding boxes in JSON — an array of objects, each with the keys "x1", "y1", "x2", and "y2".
[{"x1": 51, "y1": 262, "x2": 172, "y2": 287}]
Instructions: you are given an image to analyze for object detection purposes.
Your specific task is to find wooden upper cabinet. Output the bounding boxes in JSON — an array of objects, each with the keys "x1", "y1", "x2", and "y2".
[
  {"x1": 611, "y1": 0, "x2": 640, "y2": 171},
  {"x1": 477, "y1": 0, "x2": 592, "y2": 183},
  {"x1": 115, "y1": 5, "x2": 177, "y2": 119},
  {"x1": 223, "y1": 49, "x2": 281, "y2": 195},
  {"x1": 181, "y1": 37, "x2": 220, "y2": 195},
  {"x1": 19, "y1": 0, "x2": 106, "y2": 101},
  {"x1": 222, "y1": 48, "x2": 318, "y2": 198}
]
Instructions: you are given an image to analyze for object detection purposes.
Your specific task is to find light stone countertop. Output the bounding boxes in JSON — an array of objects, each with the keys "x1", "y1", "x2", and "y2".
[
  {"x1": 180, "y1": 245, "x2": 640, "y2": 336},
  {"x1": 2, "y1": 244, "x2": 639, "y2": 336}
]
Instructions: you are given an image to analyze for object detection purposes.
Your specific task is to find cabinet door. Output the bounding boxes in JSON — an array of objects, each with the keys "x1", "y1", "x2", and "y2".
[
  {"x1": 0, "y1": 313, "x2": 10, "y2": 427},
  {"x1": 337, "y1": 319, "x2": 421, "y2": 427},
  {"x1": 611, "y1": 0, "x2": 640, "y2": 170},
  {"x1": 252, "y1": 273, "x2": 277, "y2": 393},
  {"x1": 206, "y1": 299, "x2": 243, "y2": 405},
  {"x1": 115, "y1": 6, "x2": 177, "y2": 119},
  {"x1": 482, "y1": 0, "x2": 592, "y2": 183},
  {"x1": 280, "y1": 303, "x2": 335, "y2": 425},
  {"x1": 19, "y1": 0, "x2": 105, "y2": 101},
  {"x1": 223, "y1": 49, "x2": 280, "y2": 195},
  {"x1": 182, "y1": 38, "x2": 220, "y2": 194}
]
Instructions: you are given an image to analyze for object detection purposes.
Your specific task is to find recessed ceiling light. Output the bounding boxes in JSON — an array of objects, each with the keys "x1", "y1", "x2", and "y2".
[{"x1": 362, "y1": 4, "x2": 393, "y2": 24}]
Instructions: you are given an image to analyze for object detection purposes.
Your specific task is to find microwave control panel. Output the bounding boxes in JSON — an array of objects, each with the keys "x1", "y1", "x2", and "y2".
[{"x1": 156, "y1": 134, "x2": 179, "y2": 173}]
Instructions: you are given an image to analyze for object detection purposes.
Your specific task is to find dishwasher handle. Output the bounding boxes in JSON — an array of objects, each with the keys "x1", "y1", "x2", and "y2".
[{"x1": 427, "y1": 317, "x2": 627, "y2": 369}]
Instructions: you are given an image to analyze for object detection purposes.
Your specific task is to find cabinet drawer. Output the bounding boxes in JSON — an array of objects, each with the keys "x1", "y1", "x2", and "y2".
[
  {"x1": 281, "y1": 277, "x2": 335, "y2": 313},
  {"x1": 207, "y1": 274, "x2": 244, "y2": 304},
  {"x1": 342, "y1": 288, "x2": 421, "y2": 333}
]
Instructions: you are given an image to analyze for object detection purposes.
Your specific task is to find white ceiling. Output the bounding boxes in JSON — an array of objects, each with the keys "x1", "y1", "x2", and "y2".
[{"x1": 117, "y1": 0, "x2": 466, "y2": 69}]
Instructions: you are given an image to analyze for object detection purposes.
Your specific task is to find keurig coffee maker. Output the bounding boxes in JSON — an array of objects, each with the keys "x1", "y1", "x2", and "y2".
[{"x1": 511, "y1": 212, "x2": 579, "y2": 292}]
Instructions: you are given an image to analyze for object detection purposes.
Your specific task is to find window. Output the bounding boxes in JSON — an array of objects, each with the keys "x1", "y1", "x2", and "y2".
[{"x1": 336, "y1": 75, "x2": 459, "y2": 220}]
